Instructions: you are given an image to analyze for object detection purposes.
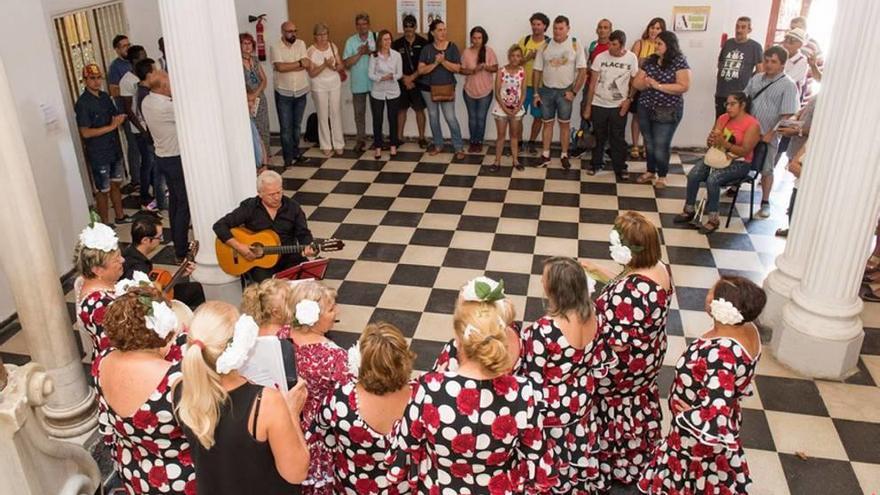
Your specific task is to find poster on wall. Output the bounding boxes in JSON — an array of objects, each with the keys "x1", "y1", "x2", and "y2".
[
  {"x1": 422, "y1": 0, "x2": 446, "y2": 31},
  {"x1": 673, "y1": 6, "x2": 711, "y2": 32},
  {"x1": 396, "y1": 0, "x2": 420, "y2": 33}
]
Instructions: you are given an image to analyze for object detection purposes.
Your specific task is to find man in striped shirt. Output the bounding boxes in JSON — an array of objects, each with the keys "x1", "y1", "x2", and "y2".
[{"x1": 744, "y1": 46, "x2": 800, "y2": 219}]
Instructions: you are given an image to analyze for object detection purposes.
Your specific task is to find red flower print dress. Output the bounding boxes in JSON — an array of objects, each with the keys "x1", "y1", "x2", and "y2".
[
  {"x1": 518, "y1": 316, "x2": 616, "y2": 494},
  {"x1": 594, "y1": 273, "x2": 673, "y2": 487},
  {"x1": 295, "y1": 340, "x2": 354, "y2": 495},
  {"x1": 432, "y1": 322, "x2": 523, "y2": 373},
  {"x1": 96, "y1": 362, "x2": 197, "y2": 495},
  {"x1": 78, "y1": 289, "x2": 115, "y2": 376},
  {"x1": 386, "y1": 372, "x2": 557, "y2": 494},
  {"x1": 311, "y1": 380, "x2": 415, "y2": 494},
  {"x1": 637, "y1": 335, "x2": 761, "y2": 495}
]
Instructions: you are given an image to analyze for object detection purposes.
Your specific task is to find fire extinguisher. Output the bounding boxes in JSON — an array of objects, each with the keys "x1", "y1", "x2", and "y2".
[{"x1": 249, "y1": 14, "x2": 267, "y2": 61}]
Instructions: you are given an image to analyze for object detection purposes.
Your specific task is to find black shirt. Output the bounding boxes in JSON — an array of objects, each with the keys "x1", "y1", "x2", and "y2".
[
  {"x1": 392, "y1": 34, "x2": 429, "y2": 90},
  {"x1": 122, "y1": 245, "x2": 152, "y2": 280},
  {"x1": 75, "y1": 89, "x2": 123, "y2": 164},
  {"x1": 213, "y1": 196, "x2": 314, "y2": 266}
]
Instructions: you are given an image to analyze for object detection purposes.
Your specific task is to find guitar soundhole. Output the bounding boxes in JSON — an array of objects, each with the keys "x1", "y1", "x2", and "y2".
[{"x1": 251, "y1": 243, "x2": 265, "y2": 258}]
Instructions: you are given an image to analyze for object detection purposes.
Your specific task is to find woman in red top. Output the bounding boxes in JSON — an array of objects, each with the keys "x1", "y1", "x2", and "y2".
[{"x1": 674, "y1": 92, "x2": 761, "y2": 234}]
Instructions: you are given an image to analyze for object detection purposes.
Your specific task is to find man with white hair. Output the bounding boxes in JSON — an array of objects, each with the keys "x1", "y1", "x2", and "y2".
[{"x1": 213, "y1": 171, "x2": 315, "y2": 282}]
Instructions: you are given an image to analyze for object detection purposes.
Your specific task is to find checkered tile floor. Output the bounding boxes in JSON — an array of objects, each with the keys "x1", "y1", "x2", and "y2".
[{"x1": 2, "y1": 136, "x2": 880, "y2": 495}]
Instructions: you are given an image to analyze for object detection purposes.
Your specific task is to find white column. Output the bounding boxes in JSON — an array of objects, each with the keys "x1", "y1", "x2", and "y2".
[
  {"x1": 770, "y1": 0, "x2": 880, "y2": 379},
  {"x1": 158, "y1": 0, "x2": 258, "y2": 303},
  {"x1": 0, "y1": 58, "x2": 96, "y2": 437}
]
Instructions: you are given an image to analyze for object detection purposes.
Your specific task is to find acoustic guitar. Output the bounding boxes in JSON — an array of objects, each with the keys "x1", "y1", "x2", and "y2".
[
  {"x1": 150, "y1": 241, "x2": 199, "y2": 300},
  {"x1": 215, "y1": 228, "x2": 344, "y2": 276}
]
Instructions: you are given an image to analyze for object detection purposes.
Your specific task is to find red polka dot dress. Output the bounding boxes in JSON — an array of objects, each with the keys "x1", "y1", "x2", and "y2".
[
  {"x1": 593, "y1": 274, "x2": 673, "y2": 487},
  {"x1": 638, "y1": 335, "x2": 761, "y2": 494},
  {"x1": 78, "y1": 289, "x2": 115, "y2": 377}
]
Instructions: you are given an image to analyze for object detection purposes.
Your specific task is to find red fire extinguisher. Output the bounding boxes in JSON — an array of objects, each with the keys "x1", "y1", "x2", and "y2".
[{"x1": 249, "y1": 14, "x2": 267, "y2": 61}]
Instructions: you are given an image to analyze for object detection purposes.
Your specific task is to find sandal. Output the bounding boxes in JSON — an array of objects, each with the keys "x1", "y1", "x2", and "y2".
[
  {"x1": 489, "y1": 162, "x2": 501, "y2": 173},
  {"x1": 390, "y1": 146, "x2": 397, "y2": 157},
  {"x1": 673, "y1": 211, "x2": 696, "y2": 224},
  {"x1": 454, "y1": 151, "x2": 466, "y2": 161},
  {"x1": 654, "y1": 177, "x2": 667, "y2": 189},
  {"x1": 635, "y1": 172, "x2": 656, "y2": 184},
  {"x1": 698, "y1": 217, "x2": 721, "y2": 235},
  {"x1": 629, "y1": 145, "x2": 640, "y2": 159},
  {"x1": 374, "y1": 149, "x2": 382, "y2": 159},
  {"x1": 513, "y1": 161, "x2": 524, "y2": 171}
]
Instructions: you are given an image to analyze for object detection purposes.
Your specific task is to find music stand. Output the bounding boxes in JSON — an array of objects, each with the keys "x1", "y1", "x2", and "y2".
[{"x1": 274, "y1": 258, "x2": 330, "y2": 281}]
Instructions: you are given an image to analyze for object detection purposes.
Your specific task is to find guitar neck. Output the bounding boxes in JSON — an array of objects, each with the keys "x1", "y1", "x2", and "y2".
[{"x1": 262, "y1": 244, "x2": 312, "y2": 255}]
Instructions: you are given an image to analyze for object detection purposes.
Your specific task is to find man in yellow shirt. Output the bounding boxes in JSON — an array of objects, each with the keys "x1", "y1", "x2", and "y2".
[{"x1": 518, "y1": 12, "x2": 549, "y2": 155}]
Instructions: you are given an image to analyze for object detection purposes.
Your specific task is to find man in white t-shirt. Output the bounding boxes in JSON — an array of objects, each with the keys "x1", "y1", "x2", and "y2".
[
  {"x1": 118, "y1": 44, "x2": 154, "y2": 208},
  {"x1": 532, "y1": 15, "x2": 587, "y2": 170},
  {"x1": 271, "y1": 21, "x2": 311, "y2": 166},
  {"x1": 583, "y1": 30, "x2": 638, "y2": 180}
]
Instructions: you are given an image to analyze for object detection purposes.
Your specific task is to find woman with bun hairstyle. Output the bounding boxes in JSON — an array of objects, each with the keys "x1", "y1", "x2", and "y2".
[
  {"x1": 97, "y1": 285, "x2": 195, "y2": 494},
  {"x1": 241, "y1": 278, "x2": 295, "y2": 338},
  {"x1": 582, "y1": 211, "x2": 673, "y2": 489},
  {"x1": 432, "y1": 276, "x2": 521, "y2": 373},
  {"x1": 638, "y1": 276, "x2": 765, "y2": 495},
  {"x1": 174, "y1": 301, "x2": 310, "y2": 495},
  {"x1": 387, "y1": 292, "x2": 556, "y2": 493},
  {"x1": 312, "y1": 322, "x2": 415, "y2": 494},
  {"x1": 518, "y1": 256, "x2": 615, "y2": 494}
]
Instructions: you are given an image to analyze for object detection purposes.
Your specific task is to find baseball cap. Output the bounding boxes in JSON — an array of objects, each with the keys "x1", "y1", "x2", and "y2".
[
  {"x1": 785, "y1": 28, "x2": 807, "y2": 44},
  {"x1": 82, "y1": 63, "x2": 103, "y2": 78}
]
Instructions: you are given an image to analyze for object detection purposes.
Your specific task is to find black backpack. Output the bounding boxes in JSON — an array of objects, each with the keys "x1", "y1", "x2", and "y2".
[{"x1": 305, "y1": 112, "x2": 319, "y2": 143}]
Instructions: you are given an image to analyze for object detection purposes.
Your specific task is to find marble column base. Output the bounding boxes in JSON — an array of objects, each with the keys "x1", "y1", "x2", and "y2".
[{"x1": 762, "y1": 265, "x2": 801, "y2": 349}]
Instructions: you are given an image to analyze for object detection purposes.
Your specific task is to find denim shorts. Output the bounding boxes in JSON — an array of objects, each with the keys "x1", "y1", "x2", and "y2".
[
  {"x1": 538, "y1": 86, "x2": 573, "y2": 122},
  {"x1": 90, "y1": 156, "x2": 124, "y2": 192},
  {"x1": 522, "y1": 87, "x2": 543, "y2": 119}
]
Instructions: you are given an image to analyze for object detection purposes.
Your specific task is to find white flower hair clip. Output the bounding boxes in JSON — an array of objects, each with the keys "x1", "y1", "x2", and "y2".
[
  {"x1": 585, "y1": 271, "x2": 597, "y2": 295},
  {"x1": 463, "y1": 323, "x2": 482, "y2": 340},
  {"x1": 609, "y1": 228, "x2": 632, "y2": 265},
  {"x1": 294, "y1": 299, "x2": 321, "y2": 326},
  {"x1": 215, "y1": 314, "x2": 259, "y2": 374},
  {"x1": 710, "y1": 298, "x2": 744, "y2": 326},
  {"x1": 145, "y1": 300, "x2": 178, "y2": 339},
  {"x1": 347, "y1": 343, "x2": 362, "y2": 377},
  {"x1": 462, "y1": 276, "x2": 506, "y2": 303},
  {"x1": 79, "y1": 222, "x2": 118, "y2": 252},
  {"x1": 114, "y1": 271, "x2": 153, "y2": 297}
]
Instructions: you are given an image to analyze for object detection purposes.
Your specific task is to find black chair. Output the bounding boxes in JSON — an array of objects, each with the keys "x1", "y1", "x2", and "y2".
[{"x1": 720, "y1": 141, "x2": 768, "y2": 227}]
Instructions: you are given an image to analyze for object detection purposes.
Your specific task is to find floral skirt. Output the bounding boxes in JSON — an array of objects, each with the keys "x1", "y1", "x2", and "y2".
[{"x1": 595, "y1": 384, "x2": 663, "y2": 486}]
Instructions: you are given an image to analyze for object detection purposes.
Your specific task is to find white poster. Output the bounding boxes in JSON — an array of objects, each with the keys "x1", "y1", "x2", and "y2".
[
  {"x1": 397, "y1": 0, "x2": 421, "y2": 33},
  {"x1": 422, "y1": 0, "x2": 446, "y2": 32}
]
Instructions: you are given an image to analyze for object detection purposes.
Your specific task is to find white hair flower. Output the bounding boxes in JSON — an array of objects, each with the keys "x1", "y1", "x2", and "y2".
[
  {"x1": 114, "y1": 271, "x2": 153, "y2": 297},
  {"x1": 609, "y1": 228, "x2": 633, "y2": 265},
  {"x1": 710, "y1": 298, "x2": 745, "y2": 326},
  {"x1": 145, "y1": 301, "x2": 178, "y2": 339},
  {"x1": 585, "y1": 272, "x2": 597, "y2": 295},
  {"x1": 461, "y1": 276, "x2": 506, "y2": 303},
  {"x1": 215, "y1": 315, "x2": 259, "y2": 374},
  {"x1": 79, "y1": 223, "x2": 118, "y2": 252},
  {"x1": 347, "y1": 343, "x2": 362, "y2": 377},
  {"x1": 295, "y1": 299, "x2": 321, "y2": 326}
]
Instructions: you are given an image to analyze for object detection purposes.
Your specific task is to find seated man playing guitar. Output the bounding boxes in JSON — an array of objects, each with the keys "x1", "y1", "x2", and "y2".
[
  {"x1": 213, "y1": 171, "x2": 317, "y2": 282},
  {"x1": 123, "y1": 214, "x2": 205, "y2": 308}
]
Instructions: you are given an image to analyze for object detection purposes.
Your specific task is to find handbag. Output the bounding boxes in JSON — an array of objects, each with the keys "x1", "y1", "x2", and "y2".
[
  {"x1": 704, "y1": 146, "x2": 733, "y2": 169},
  {"x1": 430, "y1": 83, "x2": 455, "y2": 102},
  {"x1": 330, "y1": 43, "x2": 347, "y2": 82},
  {"x1": 650, "y1": 105, "x2": 678, "y2": 123}
]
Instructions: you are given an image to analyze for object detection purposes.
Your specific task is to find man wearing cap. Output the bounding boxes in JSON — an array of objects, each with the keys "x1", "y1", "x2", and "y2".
[
  {"x1": 782, "y1": 28, "x2": 810, "y2": 97},
  {"x1": 75, "y1": 64, "x2": 132, "y2": 225}
]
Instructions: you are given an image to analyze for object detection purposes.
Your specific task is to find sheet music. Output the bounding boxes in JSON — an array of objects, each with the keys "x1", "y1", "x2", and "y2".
[{"x1": 239, "y1": 337, "x2": 288, "y2": 392}]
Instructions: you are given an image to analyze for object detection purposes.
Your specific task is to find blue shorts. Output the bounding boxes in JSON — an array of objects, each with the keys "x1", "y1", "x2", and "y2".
[
  {"x1": 538, "y1": 87, "x2": 573, "y2": 123},
  {"x1": 90, "y1": 156, "x2": 124, "y2": 192},
  {"x1": 522, "y1": 87, "x2": 543, "y2": 119}
]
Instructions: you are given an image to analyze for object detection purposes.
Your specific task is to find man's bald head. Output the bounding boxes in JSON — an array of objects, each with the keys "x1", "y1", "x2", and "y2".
[{"x1": 281, "y1": 21, "x2": 297, "y2": 43}]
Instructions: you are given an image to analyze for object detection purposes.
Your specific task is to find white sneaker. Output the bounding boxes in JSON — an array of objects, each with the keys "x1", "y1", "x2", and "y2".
[{"x1": 756, "y1": 203, "x2": 771, "y2": 219}]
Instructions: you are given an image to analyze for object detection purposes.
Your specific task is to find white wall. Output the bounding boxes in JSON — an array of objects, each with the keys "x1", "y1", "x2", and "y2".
[{"x1": 0, "y1": 0, "x2": 92, "y2": 318}]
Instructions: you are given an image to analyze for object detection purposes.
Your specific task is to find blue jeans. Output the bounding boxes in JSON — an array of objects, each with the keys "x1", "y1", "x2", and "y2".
[
  {"x1": 422, "y1": 90, "x2": 464, "y2": 151},
  {"x1": 463, "y1": 92, "x2": 492, "y2": 145},
  {"x1": 274, "y1": 91, "x2": 308, "y2": 163},
  {"x1": 639, "y1": 108, "x2": 682, "y2": 177},
  {"x1": 134, "y1": 133, "x2": 158, "y2": 207},
  {"x1": 685, "y1": 159, "x2": 751, "y2": 214}
]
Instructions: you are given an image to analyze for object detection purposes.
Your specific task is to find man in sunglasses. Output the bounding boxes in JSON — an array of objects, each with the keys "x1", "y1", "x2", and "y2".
[
  {"x1": 75, "y1": 63, "x2": 132, "y2": 225},
  {"x1": 271, "y1": 21, "x2": 311, "y2": 166},
  {"x1": 392, "y1": 14, "x2": 429, "y2": 148}
]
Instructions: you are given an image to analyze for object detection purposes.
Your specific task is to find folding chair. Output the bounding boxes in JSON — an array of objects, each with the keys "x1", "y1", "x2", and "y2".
[{"x1": 721, "y1": 141, "x2": 768, "y2": 228}]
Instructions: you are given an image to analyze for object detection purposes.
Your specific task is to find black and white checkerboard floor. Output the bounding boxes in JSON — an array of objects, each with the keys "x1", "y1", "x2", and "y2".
[{"x1": 1, "y1": 136, "x2": 879, "y2": 495}]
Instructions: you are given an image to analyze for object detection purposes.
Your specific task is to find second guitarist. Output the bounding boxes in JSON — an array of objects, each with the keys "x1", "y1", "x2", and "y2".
[{"x1": 213, "y1": 171, "x2": 317, "y2": 282}]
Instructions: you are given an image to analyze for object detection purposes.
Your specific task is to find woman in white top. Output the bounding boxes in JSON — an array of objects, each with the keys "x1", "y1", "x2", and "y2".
[
  {"x1": 307, "y1": 23, "x2": 345, "y2": 157},
  {"x1": 368, "y1": 30, "x2": 403, "y2": 159}
]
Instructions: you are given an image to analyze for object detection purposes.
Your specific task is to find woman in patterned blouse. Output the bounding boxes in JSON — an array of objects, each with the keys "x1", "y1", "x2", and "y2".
[{"x1": 312, "y1": 322, "x2": 416, "y2": 494}]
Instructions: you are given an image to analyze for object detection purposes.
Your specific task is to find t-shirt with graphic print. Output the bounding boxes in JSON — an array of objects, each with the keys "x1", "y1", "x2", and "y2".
[
  {"x1": 590, "y1": 50, "x2": 639, "y2": 108},
  {"x1": 534, "y1": 36, "x2": 587, "y2": 89},
  {"x1": 715, "y1": 38, "x2": 763, "y2": 97}
]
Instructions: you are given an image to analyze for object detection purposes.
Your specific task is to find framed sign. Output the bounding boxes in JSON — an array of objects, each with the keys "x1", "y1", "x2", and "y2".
[{"x1": 673, "y1": 6, "x2": 711, "y2": 32}]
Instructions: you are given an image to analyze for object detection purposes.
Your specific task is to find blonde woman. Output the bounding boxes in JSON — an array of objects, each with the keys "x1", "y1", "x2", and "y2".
[
  {"x1": 288, "y1": 280, "x2": 352, "y2": 495},
  {"x1": 387, "y1": 294, "x2": 555, "y2": 493},
  {"x1": 174, "y1": 301, "x2": 309, "y2": 494},
  {"x1": 312, "y1": 323, "x2": 416, "y2": 494},
  {"x1": 74, "y1": 222, "x2": 125, "y2": 370},
  {"x1": 307, "y1": 23, "x2": 346, "y2": 156},
  {"x1": 241, "y1": 278, "x2": 296, "y2": 338}
]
